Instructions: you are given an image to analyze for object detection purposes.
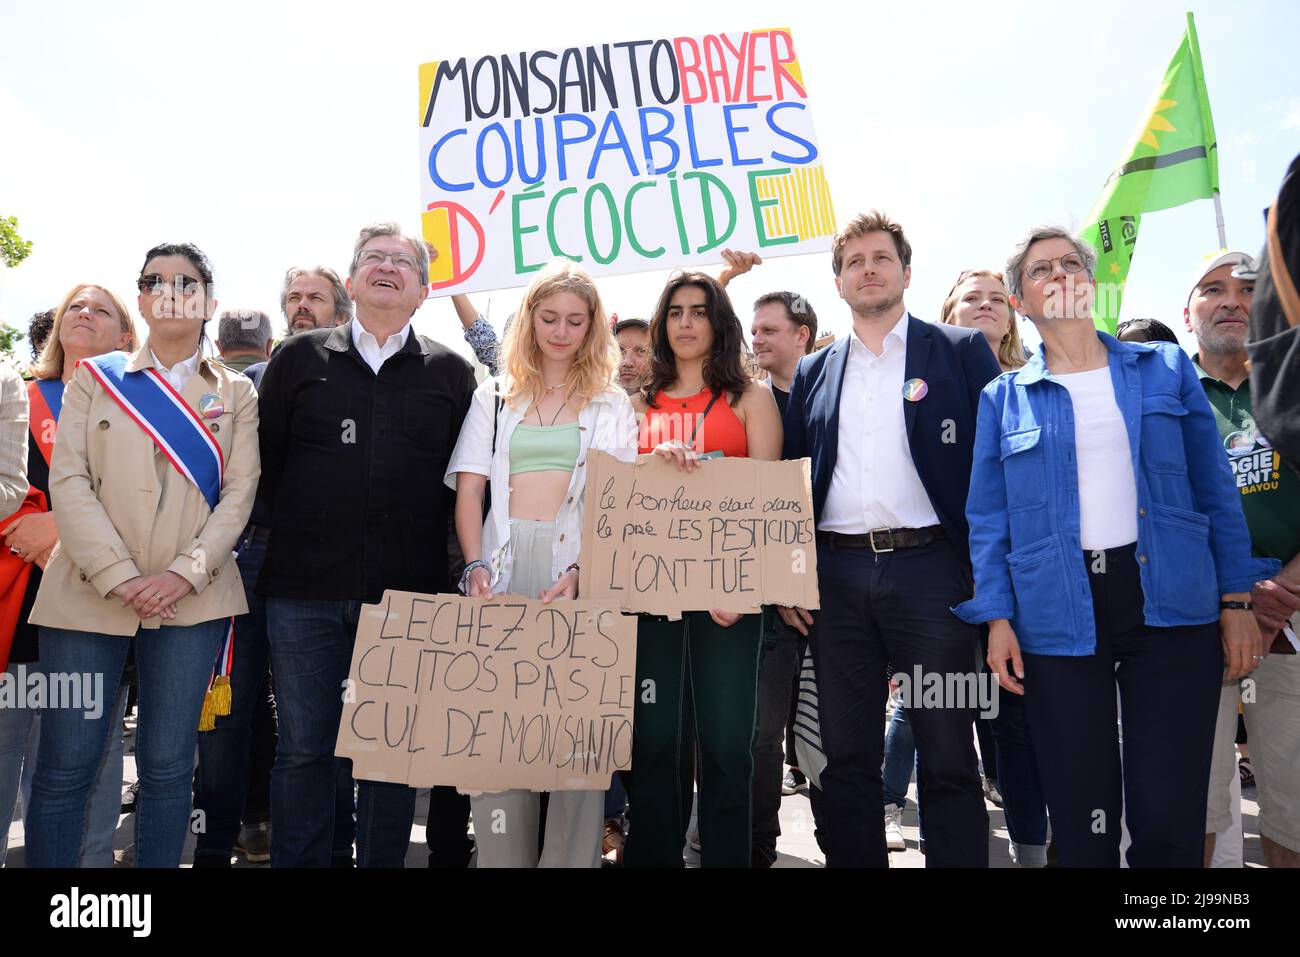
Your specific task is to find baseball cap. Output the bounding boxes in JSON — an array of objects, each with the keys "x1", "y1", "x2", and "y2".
[
  {"x1": 613, "y1": 317, "x2": 649, "y2": 334},
  {"x1": 1186, "y1": 251, "x2": 1256, "y2": 305}
]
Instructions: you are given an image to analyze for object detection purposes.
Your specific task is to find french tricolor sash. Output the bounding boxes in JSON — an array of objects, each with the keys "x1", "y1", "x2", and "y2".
[
  {"x1": 26, "y1": 379, "x2": 64, "y2": 468},
  {"x1": 198, "y1": 618, "x2": 236, "y2": 732},
  {"x1": 81, "y1": 352, "x2": 223, "y2": 510}
]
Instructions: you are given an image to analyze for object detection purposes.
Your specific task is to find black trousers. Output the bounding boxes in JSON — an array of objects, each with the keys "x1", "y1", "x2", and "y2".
[
  {"x1": 1021, "y1": 544, "x2": 1222, "y2": 867},
  {"x1": 751, "y1": 622, "x2": 800, "y2": 867},
  {"x1": 426, "y1": 786, "x2": 473, "y2": 867},
  {"x1": 811, "y1": 537, "x2": 989, "y2": 868}
]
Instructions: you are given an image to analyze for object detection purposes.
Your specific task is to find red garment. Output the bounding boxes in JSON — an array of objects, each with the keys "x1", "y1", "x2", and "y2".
[
  {"x1": 640, "y1": 387, "x2": 749, "y2": 458},
  {"x1": 0, "y1": 487, "x2": 49, "y2": 673}
]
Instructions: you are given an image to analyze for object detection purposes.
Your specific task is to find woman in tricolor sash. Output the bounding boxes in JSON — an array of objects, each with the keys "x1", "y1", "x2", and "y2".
[
  {"x1": 26, "y1": 244, "x2": 260, "y2": 868},
  {"x1": 0, "y1": 284, "x2": 136, "y2": 867}
]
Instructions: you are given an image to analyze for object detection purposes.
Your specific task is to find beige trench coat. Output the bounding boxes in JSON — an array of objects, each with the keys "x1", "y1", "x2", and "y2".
[{"x1": 29, "y1": 345, "x2": 259, "y2": 636}]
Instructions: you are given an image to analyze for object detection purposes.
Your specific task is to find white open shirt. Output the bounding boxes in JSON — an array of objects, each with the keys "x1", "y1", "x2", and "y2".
[{"x1": 444, "y1": 376, "x2": 638, "y2": 594}]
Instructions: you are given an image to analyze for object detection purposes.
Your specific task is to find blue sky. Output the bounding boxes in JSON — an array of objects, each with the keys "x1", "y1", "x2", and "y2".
[{"x1": 1, "y1": 0, "x2": 1296, "y2": 363}]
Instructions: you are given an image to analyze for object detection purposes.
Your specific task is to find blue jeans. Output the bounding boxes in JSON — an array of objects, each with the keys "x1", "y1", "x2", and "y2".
[
  {"x1": 194, "y1": 534, "x2": 277, "y2": 859},
  {"x1": 1, "y1": 662, "x2": 129, "y2": 868},
  {"x1": 80, "y1": 683, "x2": 131, "y2": 868},
  {"x1": 882, "y1": 703, "x2": 918, "y2": 810},
  {"x1": 0, "y1": 662, "x2": 39, "y2": 867},
  {"x1": 27, "y1": 620, "x2": 226, "y2": 868},
  {"x1": 267, "y1": 598, "x2": 404, "y2": 867}
]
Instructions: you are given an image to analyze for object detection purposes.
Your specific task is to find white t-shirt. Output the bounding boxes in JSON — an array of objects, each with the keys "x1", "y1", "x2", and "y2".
[{"x1": 1056, "y1": 367, "x2": 1137, "y2": 550}]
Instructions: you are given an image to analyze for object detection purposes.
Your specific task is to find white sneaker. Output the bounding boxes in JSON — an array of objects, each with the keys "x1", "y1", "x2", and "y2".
[{"x1": 884, "y1": 803, "x2": 906, "y2": 852}]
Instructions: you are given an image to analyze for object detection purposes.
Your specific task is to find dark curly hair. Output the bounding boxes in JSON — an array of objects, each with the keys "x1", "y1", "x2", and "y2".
[
  {"x1": 642, "y1": 272, "x2": 751, "y2": 409},
  {"x1": 28, "y1": 309, "x2": 55, "y2": 361}
]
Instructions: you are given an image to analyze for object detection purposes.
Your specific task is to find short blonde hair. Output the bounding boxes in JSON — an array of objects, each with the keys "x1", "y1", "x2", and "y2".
[
  {"x1": 501, "y1": 260, "x2": 618, "y2": 409},
  {"x1": 32, "y1": 284, "x2": 137, "y2": 380},
  {"x1": 939, "y1": 270, "x2": 1027, "y2": 371}
]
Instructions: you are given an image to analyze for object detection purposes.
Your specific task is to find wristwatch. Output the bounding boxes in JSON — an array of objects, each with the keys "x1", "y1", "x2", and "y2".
[{"x1": 1219, "y1": 600, "x2": 1254, "y2": 611}]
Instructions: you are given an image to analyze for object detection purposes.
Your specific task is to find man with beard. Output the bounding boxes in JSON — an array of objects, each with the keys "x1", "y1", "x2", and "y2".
[
  {"x1": 780, "y1": 211, "x2": 998, "y2": 867},
  {"x1": 1189, "y1": 252, "x2": 1300, "y2": 870},
  {"x1": 283, "y1": 266, "x2": 352, "y2": 335}
]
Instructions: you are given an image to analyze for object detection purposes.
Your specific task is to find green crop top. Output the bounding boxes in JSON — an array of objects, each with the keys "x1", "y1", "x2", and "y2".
[{"x1": 508, "y1": 422, "x2": 580, "y2": 475}]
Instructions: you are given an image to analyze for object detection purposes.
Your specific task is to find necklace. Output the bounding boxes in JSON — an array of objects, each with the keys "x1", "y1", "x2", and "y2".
[
  {"x1": 537, "y1": 385, "x2": 576, "y2": 426},
  {"x1": 542, "y1": 381, "x2": 565, "y2": 393}
]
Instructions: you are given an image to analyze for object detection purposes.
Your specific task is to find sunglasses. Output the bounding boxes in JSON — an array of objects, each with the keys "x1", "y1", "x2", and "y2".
[{"x1": 137, "y1": 273, "x2": 204, "y2": 296}]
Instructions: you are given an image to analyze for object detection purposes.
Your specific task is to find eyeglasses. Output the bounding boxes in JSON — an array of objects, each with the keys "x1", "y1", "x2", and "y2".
[
  {"x1": 137, "y1": 273, "x2": 204, "y2": 295},
  {"x1": 1024, "y1": 253, "x2": 1088, "y2": 282},
  {"x1": 357, "y1": 249, "x2": 419, "y2": 273}
]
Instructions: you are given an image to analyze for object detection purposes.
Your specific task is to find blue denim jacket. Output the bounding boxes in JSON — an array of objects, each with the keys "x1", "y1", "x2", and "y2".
[{"x1": 953, "y1": 333, "x2": 1279, "y2": 656}]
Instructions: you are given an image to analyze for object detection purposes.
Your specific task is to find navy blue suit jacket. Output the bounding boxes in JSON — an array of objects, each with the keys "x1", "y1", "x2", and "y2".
[{"x1": 782, "y1": 314, "x2": 1001, "y2": 563}]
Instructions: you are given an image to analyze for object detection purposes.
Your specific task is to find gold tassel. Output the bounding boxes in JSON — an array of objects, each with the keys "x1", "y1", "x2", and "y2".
[
  {"x1": 211, "y1": 675, "x2": 232, "y2": 717},
  {"x1": 198, "y1": 689, "x2": 217, "y2": 732}
]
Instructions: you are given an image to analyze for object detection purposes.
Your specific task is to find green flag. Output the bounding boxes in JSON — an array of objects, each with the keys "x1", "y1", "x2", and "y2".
[{"x1": 1081, "y1": 13, "x2": 1219, "y2": 332}]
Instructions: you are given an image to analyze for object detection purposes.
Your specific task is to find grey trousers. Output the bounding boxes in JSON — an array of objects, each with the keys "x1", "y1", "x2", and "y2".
[{"x1": 470, "y1": 519, "x2": 603, "y2": 868}]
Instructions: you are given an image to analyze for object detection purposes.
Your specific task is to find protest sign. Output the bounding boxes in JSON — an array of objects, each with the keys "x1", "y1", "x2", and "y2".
[
  {"x1": 335, "y1": 591, "x2": 637, "y2": 792},
  {"x1": 418, "y1": 28, "x2": 835, "y2": 294},
  {"x1": 578, "y1": 452, "x2": 819, "y2": 618}
]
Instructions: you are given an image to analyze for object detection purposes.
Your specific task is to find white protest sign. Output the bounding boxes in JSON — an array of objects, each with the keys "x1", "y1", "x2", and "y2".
[{"x1": 418, "y1": 28, "x2": 835, "y2": 294}]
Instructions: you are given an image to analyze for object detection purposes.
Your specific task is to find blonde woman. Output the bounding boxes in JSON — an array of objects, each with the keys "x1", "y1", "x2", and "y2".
[
  {"x1": 940, "y1": 270, "x2": 1028, "y2": 373},
  {"x1": 445, "y1": 259, "x2": 637, "y2": 867},
  {"x1": 0, "y1": 284, "x2": 137, "y2": 868}
]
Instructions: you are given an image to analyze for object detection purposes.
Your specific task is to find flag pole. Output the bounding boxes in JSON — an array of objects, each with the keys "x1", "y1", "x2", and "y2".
[{"x1": 1188, "y1": 13, "x2": 1227, "y2": 251}]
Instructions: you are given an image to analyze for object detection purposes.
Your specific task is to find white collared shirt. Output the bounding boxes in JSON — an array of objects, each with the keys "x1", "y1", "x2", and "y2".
[
  {"x1": 351, "y1": 319, "x2": 411, "y2": 374},
  {"x1": 820, "y1": 312, "x2": 941, "y2": 533},
  {"x1": 150, "y1": 348, "x2": 202, "y2": 394}
]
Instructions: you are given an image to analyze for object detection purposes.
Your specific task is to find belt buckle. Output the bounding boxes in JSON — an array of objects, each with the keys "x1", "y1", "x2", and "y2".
[{"x1": 868, "y1": 528, "x2": 894, "y2": 554}]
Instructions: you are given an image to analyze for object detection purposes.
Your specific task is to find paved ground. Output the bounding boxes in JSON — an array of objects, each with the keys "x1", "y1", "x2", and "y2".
[{"x1": 6, "y1": 713, "x2": 1266, "y2": 868}]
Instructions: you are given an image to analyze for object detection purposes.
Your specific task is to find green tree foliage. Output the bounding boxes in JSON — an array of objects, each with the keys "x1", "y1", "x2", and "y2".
[{"x1": 1, "y1": 216, "x2": 33, "y2": 268}]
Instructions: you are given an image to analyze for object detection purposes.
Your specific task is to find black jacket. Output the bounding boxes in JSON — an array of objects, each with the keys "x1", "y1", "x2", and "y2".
[
  {"x1": 255, "y1": 321, "x2": 475, "y2": 601},
  {"x1": 782, "y1": 314, "x2": 1000, "y2": 561},
  {"x1": 1249, "y1": 151, "x2": 1300, "y2": 472}
]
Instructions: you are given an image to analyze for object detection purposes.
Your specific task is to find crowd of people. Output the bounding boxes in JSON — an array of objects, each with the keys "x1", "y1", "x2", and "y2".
[{"x1": 0, "y1": 206, "x2": 1295, "y2": 870}]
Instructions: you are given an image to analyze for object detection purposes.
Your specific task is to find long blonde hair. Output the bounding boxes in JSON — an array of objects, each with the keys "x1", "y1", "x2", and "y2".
[
  {"x1": 32, "y1": 284, "x2": 137, "y2": 380},
  {"x1": 939, "y1": 270, "x2": 1027, "y2": 371},
  {"x1": 501, "y1": 259, "x2": 619, "y2": 408}
]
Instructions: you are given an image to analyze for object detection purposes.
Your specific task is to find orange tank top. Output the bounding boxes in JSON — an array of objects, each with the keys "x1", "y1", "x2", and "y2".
[{"x1": 639, "y1": 387, "x2": 749, "y2": 458}]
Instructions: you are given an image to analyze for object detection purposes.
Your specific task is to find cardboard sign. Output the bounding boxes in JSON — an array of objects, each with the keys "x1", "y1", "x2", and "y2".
[
  {"x1": 578, "y1": 452, "x2": 819, "y2": 618},
  {"x1": 335, "y1": 591, "x2": 637, "y2": 792},
  {"x1": 417, "y1": 28, "x2": 835, "y2": 294}
]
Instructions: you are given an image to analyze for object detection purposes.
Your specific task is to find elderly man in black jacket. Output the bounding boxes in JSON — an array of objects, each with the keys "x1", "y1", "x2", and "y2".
[{"x1": 256, "y1": 222, "x2": 475, "y2": 868}]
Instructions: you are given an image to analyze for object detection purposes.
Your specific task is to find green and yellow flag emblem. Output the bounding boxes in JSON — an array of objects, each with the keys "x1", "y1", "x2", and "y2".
[{"x1": 1081, "y1": 13, "x2": 1220, "y2": 332}]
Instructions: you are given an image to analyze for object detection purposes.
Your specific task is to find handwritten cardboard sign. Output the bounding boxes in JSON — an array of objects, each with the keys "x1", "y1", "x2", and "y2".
[
  {"x1": 417, "y1": 28, "x2": 835, "y2": 294},
  {"x1": 578, "y1": 452, "x2": 819, "y2": 618},
  {"x1": 335, "y1": 591, "x2": 637, "y2": 792}
]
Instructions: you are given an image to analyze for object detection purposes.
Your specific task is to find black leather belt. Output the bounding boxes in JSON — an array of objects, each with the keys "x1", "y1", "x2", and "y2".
[{"x1": 816, "y1": 525, "x2": 946, "y2": 553}]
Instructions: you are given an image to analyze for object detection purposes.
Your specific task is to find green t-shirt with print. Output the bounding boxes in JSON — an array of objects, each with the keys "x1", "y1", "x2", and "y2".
[{"x1": 1195, "y1": 357, "x2": 1300, "y2": 562}]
